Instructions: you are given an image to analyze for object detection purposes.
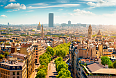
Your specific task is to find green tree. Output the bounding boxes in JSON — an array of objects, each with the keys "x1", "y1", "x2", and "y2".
[
  {"x1": 56, "y1": 68, "x2": 72, "y2": 78},
  {"x1": 101, "y1": 56, "x2": 112, "y2": 66},
  {"x1": 57, "y1": 62, "x2": 68, "y2": 72},
  {"x1": 113, "y1": 60, "x2": 116, "y2": 68},
  {"x1": 55, "y1": 57, "x2": 63, "y2": 63},
  {"x1": 84, "y1": 63, "x2": 87, "y2": 66},
  {"x1": 0, "y1": 54, "x2": 4, "y2": 59},
  {"x1": 46, "y1": 46, "x2": 54, "y2": 56},
  {"x1": 4, "y1": 52, "x2": 9, "y2": 58},
  {"x1": 35, "y1": 69, "x2": 46, "y2": 78}
]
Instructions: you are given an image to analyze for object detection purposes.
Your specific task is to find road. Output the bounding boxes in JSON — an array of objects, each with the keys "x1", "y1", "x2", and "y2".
[{"x1": 46, "y1": 60, "x2": 58, "y2": 78}]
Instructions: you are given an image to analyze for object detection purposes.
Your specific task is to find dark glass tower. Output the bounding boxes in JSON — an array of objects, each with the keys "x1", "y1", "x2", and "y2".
[{"x1": 49, "y1": 13, "x2": 54, "y2": 27}]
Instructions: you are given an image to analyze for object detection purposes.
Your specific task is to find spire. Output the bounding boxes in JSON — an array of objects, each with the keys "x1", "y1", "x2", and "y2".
[
  {"x1": 41, "y1": 24, "x2": 44, "y2": 39},
  {"x1": 39, "y1": 22, "x2": 41, "y2": 26},
  {"x1": 97, "y1": 30, "x2": 101, "y2": 35}
]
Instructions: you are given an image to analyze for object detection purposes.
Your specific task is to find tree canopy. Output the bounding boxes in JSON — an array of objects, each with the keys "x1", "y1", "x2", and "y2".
[
  {"x1": 46, "y1": 46, "x2": 54, "y2": 57},
  {"x1": 55, "y1": 57, "x2": 72, "y2": 78},
  {"x1": 35, "y1": 69, "x2": 46, "y2": 78},
  {"x1": 0, "y1": 54, "x2": 4, "y2": 59},
  {"x1": 101, "y1": 56, "x2": 112, "y2": 66},
  {"x1": 57, "y1": 68, "x2": 72, "y2": 78},
  {"x1": 113, "y1": 60, "x2": 116, "y2": 68}
]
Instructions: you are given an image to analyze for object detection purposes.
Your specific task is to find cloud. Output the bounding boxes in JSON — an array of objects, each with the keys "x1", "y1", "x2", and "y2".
[
  {"x1": 83, "y1": 0, "x2": 97, "y2": 2},
  {"x1": 0, "y1": 15, "x2": 7, "y2": 17},
  {"x1": 57, "y1": 0, "x2": 70, "y2": 3},
  {"x1": 27, "y1": 4, "x2": 80, "y2": 9},
  {"x1": 6, "y1": 11, "x2": 12, "y2": 12},
  {"x1": 30, "y1": 3, "x2": 48, "y2": 5},
  {"x1": 86, "y1": 0, "x2": 116, "y2": 8},
  {"x1": 25, "y1": 10, "x2": 34, "y2": 12},
  {"x1": 1, "y1": 5, "x2": 3, "y2": 6},
  {"x1": 4, "y1": 3, "x2": 26, "y2": 9},
  {"x1": 59, "y1": 9, "x2": 63, "y2": 10},
  {"x1": 9, "y1": 0, "x2": 16, "y2": 2},
  {"x1": 13, "y1": 10, "x2": 18, "y2": 11},
  {"x1": 68, "y1": 8, "x2": 116, "y2": 25},
  {"x1": 70, "y1": 9, "x2": 95, "y2": 16},
  {"x1": 0, "y1": 0, "x2": 7, "y2": 4},
  {"x1": 6, "y1": 9, "x2": 19, "y2": 12}
]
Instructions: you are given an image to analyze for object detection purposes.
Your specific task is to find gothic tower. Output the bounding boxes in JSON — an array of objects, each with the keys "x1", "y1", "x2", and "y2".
[
  {"x1": 88, "y1": 25, "x2": 92, "y2": 39},
  {"x1": 41, "y1": 25, "x2": 44, "y2": 39},
  {"x1": 37, "y1": 22, "x2": 41, "y2": 30}
]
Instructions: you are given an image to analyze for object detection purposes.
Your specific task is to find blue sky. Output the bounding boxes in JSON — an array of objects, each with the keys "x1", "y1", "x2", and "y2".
[{"x1": 0, "y1": 0, "x2": 116, "y2": 25}]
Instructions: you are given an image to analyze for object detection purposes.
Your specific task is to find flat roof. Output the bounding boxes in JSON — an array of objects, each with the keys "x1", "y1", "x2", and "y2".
[
  {"x1": 87, "y1": 63, "x2": 116, "y2": 74},
  {"x1": 92, "y1": 69, "x2": 116, "y2": 74}
]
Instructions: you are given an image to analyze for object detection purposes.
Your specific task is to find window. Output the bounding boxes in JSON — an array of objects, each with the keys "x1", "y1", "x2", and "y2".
[
  {"x1": 13, "y1": 77, "x2": 15, "y2": 78},
  {"x1": 8, "y1": 72, "x2": 10, "y2": 75},
  {"x1": 17, "y1": 72, "x2": 19, "y2": 75},
  {"x1": 17, "y1": 76, "x2": 19, "y2": 78},
  {"x1": 13, "y1": 72, "x2": 15, "y2": 75},
  {"x1": 13, "y1": 67, "x2": 15, "y2": 70},
  {"x1": 17, "y1": 67, "x2": 20, "y2": 69},
  {"x1": 36, "y1": 56, "x2": 38, "y2": 58}
]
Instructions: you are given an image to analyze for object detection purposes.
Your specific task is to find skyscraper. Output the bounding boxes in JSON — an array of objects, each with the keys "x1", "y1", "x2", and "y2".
[
  {"x1": 88, "y1": 25, "x2": 92, "y2": 39},
  {"x1": 68, "y1": 20, "x2": 71, "y2": 25},
  {"x1": 8, "y1": 22, "x2": 9, "y2": 26},
  {"x1": 49, "y1": 13, "x2": 54, "y2": 27}
]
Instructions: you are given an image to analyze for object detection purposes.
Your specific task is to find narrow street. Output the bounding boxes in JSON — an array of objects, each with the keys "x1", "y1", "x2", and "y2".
[{"x1": 46, "y1": 60, "x2": 58, "y2": 78}]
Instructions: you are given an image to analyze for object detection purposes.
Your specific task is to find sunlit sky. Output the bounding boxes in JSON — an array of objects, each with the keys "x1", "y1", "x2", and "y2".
[{"x1": 0, "y1": 0, "x2": 116, "y2": 25}]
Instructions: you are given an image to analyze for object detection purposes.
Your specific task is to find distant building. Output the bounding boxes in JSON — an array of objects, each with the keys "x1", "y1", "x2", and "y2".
[
  {"x1": 88, "y1": 25, "x2": 92, "y2": 39},
  {"x1": 96, "y1": 30, "x2": 102, "y2": 39},
  {"x1": 8, "y1": 22, "x2": 9, "y2": 26},
  {"x1": 37, "y1": 22, "x2": 41, "y2": 30},
  {"x1": 49, "y1": 13, "x2": 54, "y2": 27},
  {"x1": 68, "y1": 20, "x2": 71, "y2": 25},
  {"x1": 41, "y1": 25, "x2": 44, "y2": 39},
  {"x1": 61, "y1": 23, "x2": 87, "y2": 27}
]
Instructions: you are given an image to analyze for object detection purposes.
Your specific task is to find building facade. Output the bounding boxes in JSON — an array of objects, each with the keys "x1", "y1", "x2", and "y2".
[
  {"x1": 88, "y1": 25, "x2": 92, "y2": 39},
  {"x1": 49, "y1": 13, "x2": 54, "y2": 27}
]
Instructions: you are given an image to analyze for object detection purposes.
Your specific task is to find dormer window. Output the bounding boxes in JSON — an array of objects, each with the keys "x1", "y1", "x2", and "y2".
[
  {"x1": 13, "y1": 66, "x2": 15, "y2": 69},
  {"x1": 17, "y1": 67, "x2": 20, "y2": 69}
]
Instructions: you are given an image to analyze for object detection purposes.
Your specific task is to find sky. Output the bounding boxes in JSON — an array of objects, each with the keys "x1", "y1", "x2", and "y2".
[{"x1": 0, "y1": 0, "x2": 116, "y2": 25}]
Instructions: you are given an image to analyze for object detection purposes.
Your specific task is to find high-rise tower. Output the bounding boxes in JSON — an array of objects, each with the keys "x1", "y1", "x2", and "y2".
[
  {"x1": 49, "y1": 13, "x2": 54, "y2": 27},
  {"x1": 37, "y1": 22, "x2": 41, "y2": 30},
  {"x1": 68, "y1": 20, "x2": 71, "y2": 25},
  {"x1": 88, "y1": 25, "x2": 92, "y2": 39},
  {"x1": 8, "y1": 22, "x2": 9, "y2": 26}
]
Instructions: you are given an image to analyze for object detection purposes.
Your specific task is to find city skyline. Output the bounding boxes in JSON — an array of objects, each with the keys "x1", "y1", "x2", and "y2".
[{"x1": 0, "y1": 0, "x2": 116, "y2": 25}]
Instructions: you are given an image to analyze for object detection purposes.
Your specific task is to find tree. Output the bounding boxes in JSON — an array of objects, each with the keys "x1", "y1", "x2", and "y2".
[
  {"x1": 46, "y1": 46, "x2": 54, "y2": 56},
  {"x1": 113, "y1": 60, "x2": 116, "y2": 68},
  {"x1": 101, "y1": 56, "x2": 112, "y2": 66},
  {"x1": 35, "y1": 69, "x2": 46, "y2": 78},
  {"x1": 56, "y1": 68, "x2": 72, "y2": 78},
  {"x1": 4, "y1": 52, "x2": 9, "y2": 58},
  {"x1": 55, "y1": 57, "x2": 63, "y2": 63},
  {"x1": 0, "y1": 54, "x2": 4, "y2": 59},
  {"x1": 57, "y1": 62, "x2": 68, "y2": 72},
  {"x1": 84, "y1": 63, "x2": 87, "y2": 66}
]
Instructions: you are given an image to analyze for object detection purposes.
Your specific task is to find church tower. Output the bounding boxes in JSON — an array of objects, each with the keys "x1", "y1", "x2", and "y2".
[
  {"x1": 37, "y1": 22, "x2": 41, "y2": 30},
  {"x1": 88, "y1": 25, "x2": 92, "y2": 39},
  {"x1": 41, "y1": 25, "x2": 44, "y2": 39}
]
